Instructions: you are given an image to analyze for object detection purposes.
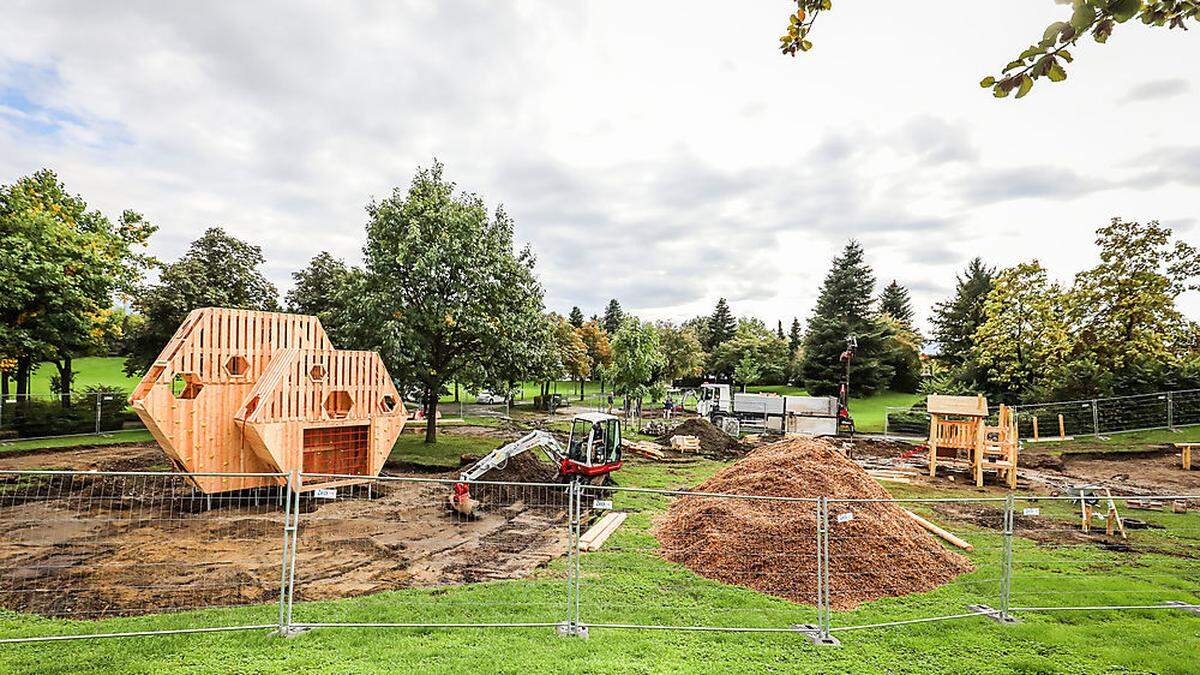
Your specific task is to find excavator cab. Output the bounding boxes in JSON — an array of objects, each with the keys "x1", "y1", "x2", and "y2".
[{"x1": 563, "y1": 412, "x2": 622, "y2": 477}]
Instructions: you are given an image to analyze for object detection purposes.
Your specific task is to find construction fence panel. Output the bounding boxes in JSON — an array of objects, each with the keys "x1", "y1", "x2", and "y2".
[
  {"x1": 825, "y1": 497, "x2": 1009, "y2": 633},
  {"x1": 285, "y1": 474, "x2": 572, "y2": 631},
  {"x1": 575, "y1": 484, "x2": 821, "y2": 634},
  {"x1": 0, "y1": 470, "x2": 290, "y2": 643},
  {"x1": 0, "y1": 393, "x2": 144, "y2": 443},
  {"x1": 1008, "y1": 495, "x2": 1200, "y2": 614}
]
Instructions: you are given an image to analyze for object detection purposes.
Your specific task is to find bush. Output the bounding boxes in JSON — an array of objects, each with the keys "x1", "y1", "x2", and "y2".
[{"x1": 9, "y1": 386, "x2": 127, "y2": 437}]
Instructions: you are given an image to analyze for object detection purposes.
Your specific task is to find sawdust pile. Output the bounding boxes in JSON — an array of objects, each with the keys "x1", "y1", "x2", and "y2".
[
  {"x1": 653, "y1": 438, "x2": 974, "y2": 610},
  {"x1": 656, "y1": 418, "x2": 747, "y2": 458}
]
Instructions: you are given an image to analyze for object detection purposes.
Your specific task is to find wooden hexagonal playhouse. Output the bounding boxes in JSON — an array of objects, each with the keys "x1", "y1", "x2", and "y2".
[{"x1": 129, "y1": 307, "x2": 407, "y2": 493}]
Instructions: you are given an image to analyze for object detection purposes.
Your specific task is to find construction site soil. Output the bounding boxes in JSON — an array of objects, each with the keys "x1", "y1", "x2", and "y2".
[
  {"x1": 656, "y1": 418, "x2": 748, "y2": 458},
  {"x1": 0, "y1": 443, "x2": 569, "y2": 618},
  {"x1": 654, "y1": 438, "x2": 974, "y2": 610}
]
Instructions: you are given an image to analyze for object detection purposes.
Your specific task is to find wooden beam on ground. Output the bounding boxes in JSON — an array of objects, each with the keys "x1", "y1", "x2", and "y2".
[
  {"x1": 578, "y1": 512, "x2": 627, "y2": 551},
  {"x1": 905, "y1": 510, "x2": 974, "y2": 551}
]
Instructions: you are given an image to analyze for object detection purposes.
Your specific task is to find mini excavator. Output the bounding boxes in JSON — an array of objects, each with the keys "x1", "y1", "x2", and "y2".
[{"x1": 449, "y1": 412, "x2": 623, "y2": 516}]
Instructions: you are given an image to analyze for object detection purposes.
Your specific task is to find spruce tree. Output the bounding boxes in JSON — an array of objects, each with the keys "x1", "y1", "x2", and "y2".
[
  {"x1": 776, "y1": 320, "x2": 785, "y2": 339},
  {"x1": 930, "y1": 258, "x2": 995, "y2": 365},
  {"x1": 602, "y1": 299, "x2": 625, "y2": 335},
  {"x1": 788, "y1": 317, "x2": 802, "y2": 352},
  {"x1": 800, "y1": 240, "x2": 894, "y2": 396},
  {"x1": 706, "y1": 298, "x2": 736, "y2": 352},
  {"x1": 568, "y1": 306, "x2": 584, "y2": 328},
  {"x1": 878, "y1": 281, "x2": 915, "y2": 328}
]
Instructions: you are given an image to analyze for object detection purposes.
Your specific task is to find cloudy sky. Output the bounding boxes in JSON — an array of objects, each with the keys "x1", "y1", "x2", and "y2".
[{"x1": 2, "y1": 1, "x2": 1197, "y2": 331}]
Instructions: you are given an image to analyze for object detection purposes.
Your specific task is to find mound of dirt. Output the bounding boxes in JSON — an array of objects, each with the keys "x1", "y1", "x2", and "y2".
[
  {"x1": 653, "y1": 437, "x2": 974, "y2": 610},
  {"x1": 470, "y1": 449, "x2": 566, "y2": 510},
  {"x1": 656, "y1": 418, "x2": 747, "y2": 458}
]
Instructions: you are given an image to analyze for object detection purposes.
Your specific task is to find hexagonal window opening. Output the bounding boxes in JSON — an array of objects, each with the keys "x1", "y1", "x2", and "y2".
[
  {"x1": 171, "y1": 373, "x2": 204, "y2": 400},
  {"x1": 323, "y1": 390, "x2": 354, "y2": 419},
  {"x1": 309, "y1": 364, "x2": 327, "y2": 382},
  {"x1": 380, "y1": 394, "x2": 398, "y2": 413},
  {"x1": 224, "y1": 355, "x2": 249, "y2": 377}
]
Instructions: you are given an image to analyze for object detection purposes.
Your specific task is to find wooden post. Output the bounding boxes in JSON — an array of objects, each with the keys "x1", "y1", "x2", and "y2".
[
  {"x1": 1057, "y1": 414, "x2": 1065, "y2": 439},
  {"x1": 928, "y1": 413, "x2": 938, "y2": 478},
  {"x1": 1032, "y1": 416, "x2": 1039, "y2": 441},
  {"x1": 974, "y1": 418, "x2": 985, "y2": 487}
]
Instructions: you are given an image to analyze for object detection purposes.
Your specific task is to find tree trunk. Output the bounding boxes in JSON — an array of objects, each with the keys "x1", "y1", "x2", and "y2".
[
  {"x1": 424, "y1": 388, "x2": 438, "y2": 444},
  {"x1": 15, "y1": 355, "x2": 30, "y2": 411},
  {"x1": 579, "y1": 378, "x2": 584, "y2": 401},
  {"x1": 1, "y1": 371, "x2": 8, "y2": 398},
  {"x1": 454, "y1": 381, "x2": 459, "y2": 403},
  {"x1": 56, "y1": 354, "x2": 73, "y2": 408}
]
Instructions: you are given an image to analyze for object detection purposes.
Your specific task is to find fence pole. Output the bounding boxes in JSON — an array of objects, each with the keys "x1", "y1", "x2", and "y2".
[
  {"x1": 564, "y1": 479, "x2": 576, "y2": 633},
  {"x1": 285, "y1": 471, "x2": 301, "y2": 632},
  {"x1": 819, "y1": 496, "x2": 831, "y2": 641},
  {"x1": 1091, "y1": 400, "x2": 1100, "y2": 437},
  {"x1": 1167, "y1": 393, "x2": 1175, "y2": 431},
  {"x1": 94, "y1": 393, "x2": 102, "y2": 435},
  {"x1": 1000, "y1": 494, "x2": 1014, "y2": 622},
  {"x1": 883, "y1": 410, "x2": 890, "y2": 440},
  {"x1": 276, "y1": 473, "x2": 295, "y2": 636}
]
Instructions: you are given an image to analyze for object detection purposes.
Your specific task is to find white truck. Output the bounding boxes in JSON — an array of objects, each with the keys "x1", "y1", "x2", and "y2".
[{"x1": 696, "y1": 383, "x2": 839, "y2": 436}]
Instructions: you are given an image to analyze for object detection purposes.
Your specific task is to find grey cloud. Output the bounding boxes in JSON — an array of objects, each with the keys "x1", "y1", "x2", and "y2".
[
  {"x1": 1120, "y1": 78, "x2": 1191, "y2": 104},
  {"x1": 899, "y1": 116, "x2": 978, "y2": 164},
  {"x1": 956, "y1": 166, "x2": 1106, "y2": 205},
  {"x1": 1131, "y1": 146, "x2": 1200, "y2": 188}
]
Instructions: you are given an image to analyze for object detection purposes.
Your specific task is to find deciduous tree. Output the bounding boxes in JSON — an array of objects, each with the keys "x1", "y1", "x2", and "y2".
[
  {"x1": 0, "y1": 170, "x2": 156, "y2": 405},
  {"x1": 123, "y1": 228, "x2": 278, "y2": 376},
  {"x1": 346, "y1": 161, "x2": 547, "y2": 442}
]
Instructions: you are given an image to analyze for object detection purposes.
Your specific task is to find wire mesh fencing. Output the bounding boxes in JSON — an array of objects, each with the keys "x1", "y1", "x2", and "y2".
[
  {"x1": 0, "y1": 470, "x2": 290, "y2": 642},
  {"x1": 284, "y1": 474, "x2": 573, "y2": 632},
  {"x1": 0, "y1": 392, "x2": 143, "y2": 443},
  {"x1": 574, "y1": 484, "x2": 821, "y2": 636},
  {"x1": 1008, "y1": 494, "x2": 1200, "y2": 614},
  {"x1": 824, "y1": 497, "x2": 1011, "y2": 633},
  {"x1": 885, "y1": 388, "x2": 1200, "y2": 441},
  {"x1": 0, "y1": 471, "x2": 1197, "y2": 645}
]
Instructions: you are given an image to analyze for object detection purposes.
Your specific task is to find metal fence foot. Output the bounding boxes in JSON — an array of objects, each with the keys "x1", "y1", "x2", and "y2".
[
  {"x1": 272, "y1": 626, "x2": 311, "y2": 638},
  {"x1": 1164, "y1": 601, "x2": 1200, "y2": 616},
  {"x1": 968, "y1": 604, "x2": 1019, "y2": 624},
  {"x1": 556, "y1": 622, "x2": 589, "y2": 639},
  {"x1": 793, "y1": 624, "x2": 840, "y2": 646}
]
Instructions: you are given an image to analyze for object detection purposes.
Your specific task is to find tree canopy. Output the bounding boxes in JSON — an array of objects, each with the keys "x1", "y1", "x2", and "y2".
[
  {"x1": 1, "y1": 170, "x2": 156, "y2": 402},
  {"x1": 800, "y1": 240, "x2": 894, "y2": 396},
  {"x1": 344, "y1": 161, "x2": 547, "y2": 442},
  {"x1": 780, "y1": 1, "x2": 1199, "y2": 99},
  {"x1": 705, "y1": 297, "x2": 737, "y2": 352},
  {"x1": 602, "y1": 299, "x2": 625, "y2": 335},
  {"x1": 123, "y1": 228, "x2": 279, "y2": 376},
  {"x1": 285, "y1": 251, "x2": 358, "y2": 346}
]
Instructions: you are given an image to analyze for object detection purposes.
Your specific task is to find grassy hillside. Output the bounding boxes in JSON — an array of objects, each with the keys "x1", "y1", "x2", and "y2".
[{"x1": 27, "y1": 357, "x2": 141, "y2": 395}]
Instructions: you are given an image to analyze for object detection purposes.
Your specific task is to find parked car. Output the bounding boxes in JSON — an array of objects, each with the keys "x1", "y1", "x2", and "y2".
[{"x1": 474, "y1": 389, "x2": 510, "y2": 405}]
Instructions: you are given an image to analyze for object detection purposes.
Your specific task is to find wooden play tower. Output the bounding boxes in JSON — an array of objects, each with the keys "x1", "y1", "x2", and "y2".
[
  {"x1": 926, "y1": 394, "x2": 1019, "y2": 489},
  {"x1": 129, "y1": 308, "x2": 407, "y2": 494}
]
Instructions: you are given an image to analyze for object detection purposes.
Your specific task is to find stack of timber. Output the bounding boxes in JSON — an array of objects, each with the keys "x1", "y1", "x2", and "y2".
[
  {"x1": 578, "y1": 512, "x2": 627, "y2": 551},
  {"x1": 670, "y1": 435, "x2": 701, "y2": 453},
  {"x1": 626, "y1": 440, "x2": 667, "y2": 460},
  {"x1": 867, "y1": 467, "x2": 921, "y2": 484}
]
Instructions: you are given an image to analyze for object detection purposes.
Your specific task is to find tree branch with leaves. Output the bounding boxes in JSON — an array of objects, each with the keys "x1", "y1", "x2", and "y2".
[{"x1": 781, "y1": 1, "x2": 1199, "y2": 99}]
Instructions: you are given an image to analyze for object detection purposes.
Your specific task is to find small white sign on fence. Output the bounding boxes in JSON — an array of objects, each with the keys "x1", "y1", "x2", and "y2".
[
  {"x1": 1023, "y1": 507, "x2": 1040, "y2": 516},
  {"x1": 593, "y1": 499, "x2": 613, "y2": 510},
  {"x1": 312, "y1": 488, "x2": 337, "y2": 500},
  {"x1": 836, "y1": 512, "x2": 854, "y2": 524}
]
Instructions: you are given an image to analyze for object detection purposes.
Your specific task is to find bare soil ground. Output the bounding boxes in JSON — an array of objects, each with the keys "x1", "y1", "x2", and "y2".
[{"x1": 0, "y1": 442, "x2": 569, "y2": 619}]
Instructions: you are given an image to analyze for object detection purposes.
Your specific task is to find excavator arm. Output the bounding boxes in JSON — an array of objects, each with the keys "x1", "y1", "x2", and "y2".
[{"x1": 450, "y1": 430, "x2": 566, "y2": 515}]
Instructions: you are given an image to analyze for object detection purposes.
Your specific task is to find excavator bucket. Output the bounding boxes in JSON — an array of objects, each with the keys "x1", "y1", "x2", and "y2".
[{"x1": 448, "y1": 482, "x2": 480, "y2": 517}]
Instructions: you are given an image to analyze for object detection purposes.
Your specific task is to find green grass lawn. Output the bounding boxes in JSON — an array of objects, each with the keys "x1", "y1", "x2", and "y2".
[
  {"x1": 1032, "y1": 426, "x2": 1200, "y2": 454},
  {"x1": 0, "y1": 428, "x2": 153, "y2": 453},
  {"x1": 744, "y1": 385, "x2": 920, "y2": 433},
  {"x1": 26, "y1": 357, "x2": 141, "y2": 396},
  {"x1": 0, "y1": 445, "x2": 1196, "y2": 672}
]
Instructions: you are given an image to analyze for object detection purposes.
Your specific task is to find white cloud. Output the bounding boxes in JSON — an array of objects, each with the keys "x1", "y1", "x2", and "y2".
[{"x1": 1, "y1": 0, "x2": 1197, "y2": 331}]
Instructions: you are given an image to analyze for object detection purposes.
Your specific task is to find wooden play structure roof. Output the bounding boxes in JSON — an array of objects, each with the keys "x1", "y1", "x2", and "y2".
[
  {"x1": 926, "y1": 394, "x2": 989, "y2": 418},
  {"x1": 130, "y1": 308, "x2": 407, "y2": 493}
]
